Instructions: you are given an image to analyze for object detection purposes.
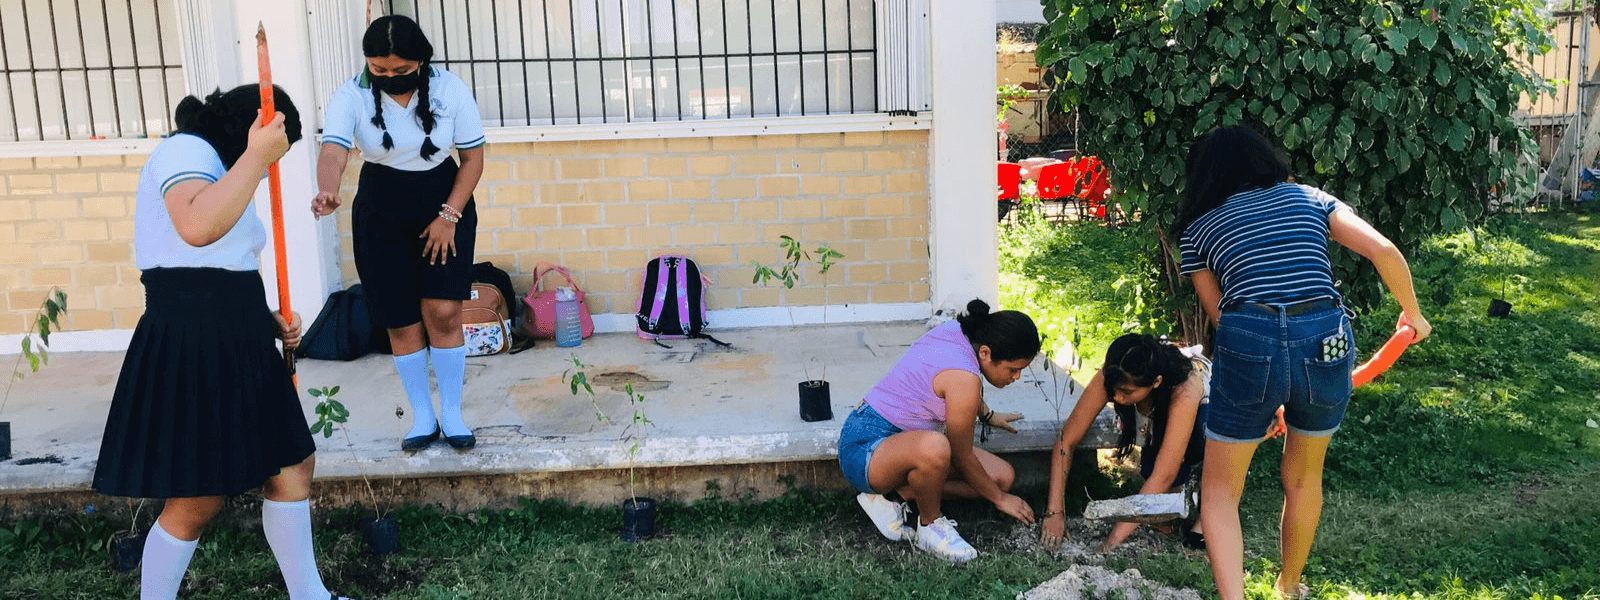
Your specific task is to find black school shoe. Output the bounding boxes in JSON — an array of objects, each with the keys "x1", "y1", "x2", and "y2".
[
  {"x1": 401, "y1": 427, "x2": 440, "y2": 453},
  {"x1": 445, "y1": 433, "x2": 476, "y2": 450}
]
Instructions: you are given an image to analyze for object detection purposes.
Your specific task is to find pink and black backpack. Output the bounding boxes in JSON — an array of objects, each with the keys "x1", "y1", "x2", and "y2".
[{"x1": 635, "y1": 255, "x2": 729, "y2": 348}]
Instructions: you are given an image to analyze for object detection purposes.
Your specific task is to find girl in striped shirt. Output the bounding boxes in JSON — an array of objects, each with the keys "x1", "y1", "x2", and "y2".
[{"x1": 1175, "y1": 126, "x2": 1431, "y2": 600}]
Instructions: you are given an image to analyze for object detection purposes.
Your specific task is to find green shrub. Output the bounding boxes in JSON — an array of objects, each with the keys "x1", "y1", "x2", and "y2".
[{"x1": 1038, "y1": 0, "x2": 1552, "y2": 309}]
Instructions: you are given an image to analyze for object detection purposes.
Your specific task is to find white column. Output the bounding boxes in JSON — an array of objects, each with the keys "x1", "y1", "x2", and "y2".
[
  {"x1": 232, "y1": 0, "x2": 340, "y2": 323},
  {"x1": 928, "y1": 0, "x2": 998, "y2": 310}
]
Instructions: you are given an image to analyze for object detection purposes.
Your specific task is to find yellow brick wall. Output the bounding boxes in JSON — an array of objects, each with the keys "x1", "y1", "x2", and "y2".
[
  {"x1": 0, "y1": 155, "x2": 146, "y2": 335},
  {"x1": 334, "y1": 130, "x2": 932, "y2": 316}
]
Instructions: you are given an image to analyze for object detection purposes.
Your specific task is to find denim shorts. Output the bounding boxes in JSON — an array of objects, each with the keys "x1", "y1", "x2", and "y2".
[
  {"x1": 837, "y1": 403, "x2": 902, "y2": 494},
  {"x1": 1206, "y1": 300, "x2": 1355, "y2": 443}
]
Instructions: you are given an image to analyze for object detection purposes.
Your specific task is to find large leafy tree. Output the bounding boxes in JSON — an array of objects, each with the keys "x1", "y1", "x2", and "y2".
[{"x1": 1038, "y1": 0, "x2": 1552, "y2": 317}]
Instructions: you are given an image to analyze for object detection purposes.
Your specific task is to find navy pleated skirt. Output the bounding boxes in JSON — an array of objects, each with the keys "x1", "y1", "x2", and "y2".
[{"x1": 93, "y1": 267, "x2": 316, "y2": 498}]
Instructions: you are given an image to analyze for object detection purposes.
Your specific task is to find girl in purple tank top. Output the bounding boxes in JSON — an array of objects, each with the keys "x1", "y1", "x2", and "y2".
[{"x1": 837, "y1": 299, "x2": 1041, "y2": 563}]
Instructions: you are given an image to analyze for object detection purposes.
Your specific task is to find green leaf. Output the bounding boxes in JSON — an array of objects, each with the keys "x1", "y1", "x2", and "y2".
[
  {"x1": 309, "y1": 388, "x2": 324, "y2": 398},
  {"x1": 329, "y1": 385, "x2": 341, "y2": 397},
  {"x1": 1433, "y1": 62, "x2": 1452, "y2": 86},
  {"x1": 1375, "y1": 52, "x2": 1393, "y2": 73},
  {"x1": 1416, "y1": 24, "x2": 1439, "y2": 51}
]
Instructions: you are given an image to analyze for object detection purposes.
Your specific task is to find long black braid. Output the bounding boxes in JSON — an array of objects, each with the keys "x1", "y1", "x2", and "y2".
[{"x1": 364, "y1": 15, "x2": 440, "y2": 160}]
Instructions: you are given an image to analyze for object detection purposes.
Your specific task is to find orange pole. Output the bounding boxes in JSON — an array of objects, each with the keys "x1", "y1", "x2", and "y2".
[
  {"x1": 1352, "y1": 325, "x2": 1417, "y2": 388},
  {"x1": 256, "y1": 23, "x2": 296, "y2": 382}
]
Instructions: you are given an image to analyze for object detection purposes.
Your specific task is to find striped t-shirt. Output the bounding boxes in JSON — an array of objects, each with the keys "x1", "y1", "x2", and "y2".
[{"x1": 1178, "y1": 182, "x2": 1349, "y2": 308}]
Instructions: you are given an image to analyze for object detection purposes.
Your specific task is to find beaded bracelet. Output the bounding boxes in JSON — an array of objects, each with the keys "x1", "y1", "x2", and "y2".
[
  {"x1": 439, "y1": 203, "x2": 463, "y2": 220},
  {"x1": 437, "y1": 210, "x2": 460, "y2": 224}
]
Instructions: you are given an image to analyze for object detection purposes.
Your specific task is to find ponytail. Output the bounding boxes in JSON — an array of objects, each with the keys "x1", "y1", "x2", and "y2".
[
  {"x1": 172, "y1": 84, "x2": 302, "y2": 169},
  {"x1": 956, "y1": 299, "x2": 1041, "y2": 362}
]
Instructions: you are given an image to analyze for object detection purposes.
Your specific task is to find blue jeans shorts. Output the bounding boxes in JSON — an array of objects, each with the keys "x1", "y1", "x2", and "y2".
[
  {"x1": 837, "y1": 403, "x2": 902, "y2": 494},
  {"x1": 1206, "y1": 300, "x2": 1355, "y2": 443}
]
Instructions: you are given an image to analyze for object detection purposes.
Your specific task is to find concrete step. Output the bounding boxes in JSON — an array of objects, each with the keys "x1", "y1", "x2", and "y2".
[{"x1": 0, "y1": 322, "x2": 1114, "y2": 512}]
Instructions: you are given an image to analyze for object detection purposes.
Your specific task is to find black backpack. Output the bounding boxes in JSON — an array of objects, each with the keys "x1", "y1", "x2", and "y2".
[
  {"x1": 635, "y1": 255, "x2": 729, "y2": 348},
  {"x1": 296, "y1": 284, "x2": 390, "y2": 361},
  {"x1": 471, "y1": 262, "x2": 518, "y2": 323}
]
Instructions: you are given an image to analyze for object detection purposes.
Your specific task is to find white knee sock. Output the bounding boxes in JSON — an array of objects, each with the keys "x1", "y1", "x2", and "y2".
[
  {"x1": 431, "y1": 345, "x2": 471, "y2": 437},
  {"x1": 394, "y1": 348, "x2": 437, "y2": 439},
  {"x1": 261, "y1": 499, "x2": 332, "y2": 600},
  {"x1": 141, "y1": 521, "x2": 198, "y2": 600}
]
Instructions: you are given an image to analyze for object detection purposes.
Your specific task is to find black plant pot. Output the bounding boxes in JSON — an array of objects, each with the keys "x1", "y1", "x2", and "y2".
[
  {"x1": 1488, "y1": 298, "x2": 1512, "y2": 318},
  {"x1": 360, "y1": 515, "x2": 401, "y2": 557},
  {"x1": 0, "y1": 421, "x2": 11, "y2": 462},
  {"x1": 798, "y1": 381, "x2": 833, "y2": 422},
  {"x1": 621, "y1": 497, "x2": 657, "y2": 542},
  {"x1": 111, "y1": 531, "x2": 146, "y2": 573}
]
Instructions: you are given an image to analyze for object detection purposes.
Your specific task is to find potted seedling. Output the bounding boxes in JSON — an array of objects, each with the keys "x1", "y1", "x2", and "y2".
[
  {"x1": 752, "y1": 236, "x2": 845, "y2": 422},
  {"x1": 2, "y1": 289, "x2": 68, "y2": 462},
  {"x1": 307, "y1": 385, "x2": 398, "y2": 556},
  {"x1": 564, "y1": 355, "x2": 656, "y2": 541},
  {"x1": 109, "y1": 500, "x2": 148, "y2": 573},
  {"x1": 1487, "y1": 274, "x2": 1526, "y2": 318}
]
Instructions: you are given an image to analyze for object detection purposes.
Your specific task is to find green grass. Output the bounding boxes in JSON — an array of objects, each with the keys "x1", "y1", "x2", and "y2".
[{"x1": 3, "y1": 214, "x2": 1599, "y2": 599}]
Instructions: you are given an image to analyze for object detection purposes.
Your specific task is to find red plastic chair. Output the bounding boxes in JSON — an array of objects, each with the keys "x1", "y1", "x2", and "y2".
[
  {"x1": 1035, "y1": 159, "x2": 1088, "y2": 219},
  {"x1": 997, "y1": 162, "x2": 1022, "y2": 221},
  {"x1": 1075, "y1": 157, "x2": 1112, "y2": 220},
  {"x1": 998, "y1": 162, "x2": 1021, "y2": 201}
]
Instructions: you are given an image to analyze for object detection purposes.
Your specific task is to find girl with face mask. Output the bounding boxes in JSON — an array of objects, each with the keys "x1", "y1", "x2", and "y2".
[{"x1": 312, "y1": 15, "x2": 488, "y2": 453}]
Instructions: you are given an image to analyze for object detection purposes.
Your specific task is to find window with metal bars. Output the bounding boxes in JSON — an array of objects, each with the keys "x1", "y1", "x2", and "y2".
[
  {"x1": 0, "y1": 0, "x2": 185, "y2": 142},
  {"x1": 378, "y1": 0, "x2": 928, "y2": 128}
]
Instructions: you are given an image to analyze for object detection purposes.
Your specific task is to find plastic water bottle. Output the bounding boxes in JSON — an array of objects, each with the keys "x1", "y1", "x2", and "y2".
[{"x1": 554, "y1": 287, "x2": 582, "y2": 348}]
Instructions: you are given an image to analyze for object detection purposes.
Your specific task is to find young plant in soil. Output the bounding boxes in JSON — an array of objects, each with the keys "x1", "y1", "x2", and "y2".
[
  {"x1": 751, "y1": 235, "x2": 845, "y2": 422},
  {"x1": 564, "y1": 355, "x2": 656, "y2": 541},
  {"x1": 308, "y1": 385, "x2": 398, "y2": 556},
  {"x1": 1, "y1": 289, "x2": 68, "y2": 462}
]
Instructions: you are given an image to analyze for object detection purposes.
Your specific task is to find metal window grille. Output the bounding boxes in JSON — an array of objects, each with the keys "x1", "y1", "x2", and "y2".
[
  {"x1": 0, "y1": 0, "x2": 185, "y2": 142},
  {"x1": 379, "y1": 0, "x2": 927, "y2": 127}
]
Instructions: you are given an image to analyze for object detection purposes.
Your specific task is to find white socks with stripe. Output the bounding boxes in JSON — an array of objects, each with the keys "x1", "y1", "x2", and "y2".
[
  {"x1": 261, "y1": 499, "x2": 333, "y2": 600},
  {"x1": 141, "y1": 521, "x2": 198, "y2": 600},
  {"x1": 431, "y1": 345, "x2": 471, "y2": 438},
  {"x1": 394, "y1": 348, "x2": 437, "y2": 439}
]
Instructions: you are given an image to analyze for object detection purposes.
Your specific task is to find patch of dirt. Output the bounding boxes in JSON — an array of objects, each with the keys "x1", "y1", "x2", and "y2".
[
  {"x1": 13, "y1": 455, "x2": 63, "y2": 466},
  {"x1": 593, "y1": 371, "x2": 671, "y2": 392},
  {"x1": 1513, "y1": 475, "x2": 1548, "y2": 507},
  {"x1": 1020, "y1": 565, "x2": 1202, "y2": 600}
]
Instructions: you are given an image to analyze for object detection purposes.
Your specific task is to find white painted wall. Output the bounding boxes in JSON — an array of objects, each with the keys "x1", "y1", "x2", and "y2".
[
  {"x1": 998, "y1": 0, "x2": 1046, "y2": 24},
  {"x1": 927, "y1": 0, "x2": 999, "y2": 312},
  {"x1": 232, "y1": 0, "x2": 339, "y2": 325}
]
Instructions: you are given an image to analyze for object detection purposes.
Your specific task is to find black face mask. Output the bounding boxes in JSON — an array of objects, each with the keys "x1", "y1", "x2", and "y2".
[{"x1": 370, "y1": 69, "x2": 422, "y2": 95}]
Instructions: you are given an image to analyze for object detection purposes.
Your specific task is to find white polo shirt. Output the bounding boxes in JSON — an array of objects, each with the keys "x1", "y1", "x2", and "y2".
[
  {"x1": 320, "y1": 66, "x2": 487, "y2": 171},
  {"x1": 134, "y1": 134, "x2": 266, "y2": 272}
]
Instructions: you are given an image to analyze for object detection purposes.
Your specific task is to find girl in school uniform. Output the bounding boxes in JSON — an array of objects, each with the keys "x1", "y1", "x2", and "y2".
[
  {"x1": 92, "y1": 86, "x2": 351, "y2": 600},
  {"x1": 1175, "y1": 126, "x2": 1431, "y2": 600},
  {"x1": 837, "y1": 300, "x2": 1039, "y2": 563},
  {"x1": 312, "y1": 15, "x2": 487, "y2": 452}
]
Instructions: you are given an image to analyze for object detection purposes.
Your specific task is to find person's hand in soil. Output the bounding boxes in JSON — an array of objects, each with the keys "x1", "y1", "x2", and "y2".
[
  {"x1": 984, "y1": 411, "x2": 1025, "y2": 434},
  {"x1": 995, "y1": 493, "x2": 1035, "y2": 525},
  {"x1": 1040, "y1": 512, "x2": 1068, "y2": 549}
]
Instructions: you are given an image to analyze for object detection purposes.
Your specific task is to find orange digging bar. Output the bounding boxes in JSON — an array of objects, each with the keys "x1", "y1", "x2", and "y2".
[{"x1": 256, "y1": 23, "x2": 296, "y2": 384}]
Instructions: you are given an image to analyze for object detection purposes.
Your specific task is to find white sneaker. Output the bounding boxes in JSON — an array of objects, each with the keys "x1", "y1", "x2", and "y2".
[
  {"x1": 913, "y1": 516, "x2": 978, "y2": 563},
  {"x1": 855, "y1": 493, "x2": 910, "y2": 541}
]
